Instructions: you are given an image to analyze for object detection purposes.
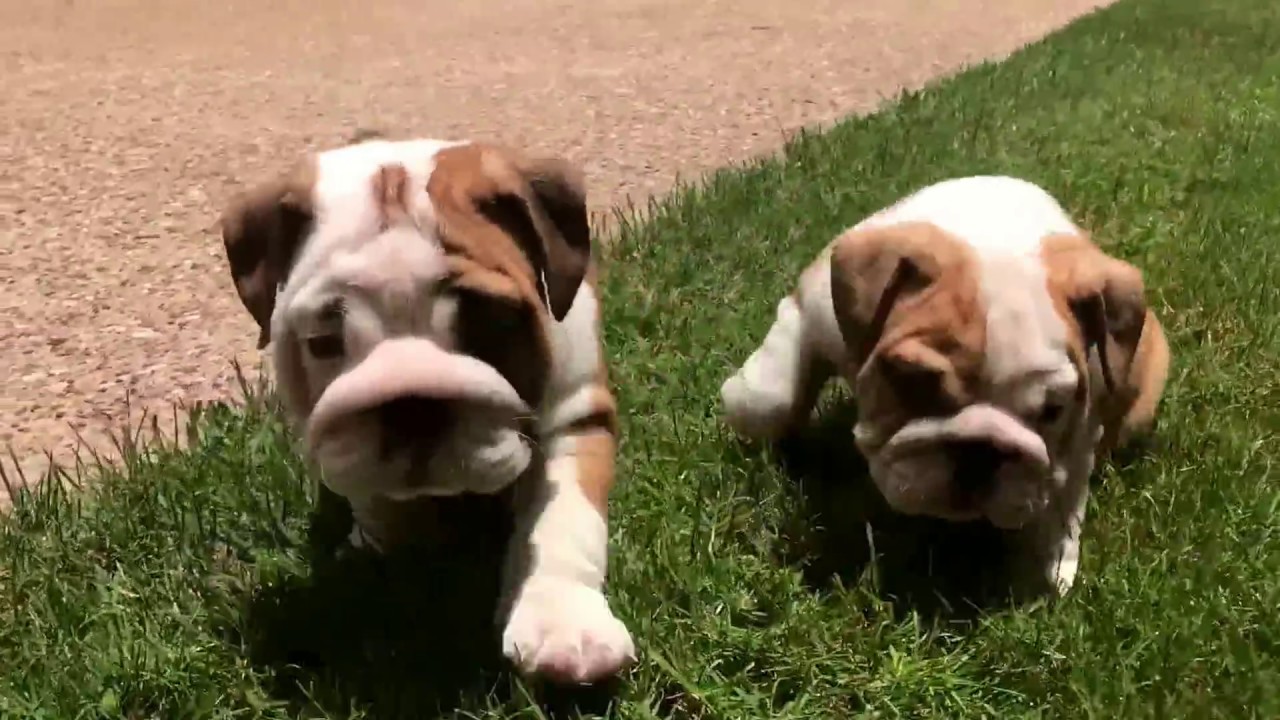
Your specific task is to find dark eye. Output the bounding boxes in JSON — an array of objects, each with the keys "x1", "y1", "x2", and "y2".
[
  {"x1": 453, "y1": 288, "x2": 544, "y2": 404},
  {"x1": 1038, "y1": 402, "x2": 1065, "y2": 425},
  {"x1": 306, "y1": 299, "x2": 346, "y2": 359},
  {"x1": 454, "y1": 288, "x2": 524, "y2": 335},
  {"x1": 305, "y1": 333, "x2": 345, "y2": 359},
  {"x1": 879, "y1": 354, "x2": 956, "y2": 418}
]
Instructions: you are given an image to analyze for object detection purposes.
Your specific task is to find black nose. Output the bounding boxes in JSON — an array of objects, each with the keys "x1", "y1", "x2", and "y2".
[
  {"x1": 946, "y1": 440, "x2": 1015, "y2": 492},
  {"x1": 377, "y1": 396, "x2": 454, "y2": 458}
]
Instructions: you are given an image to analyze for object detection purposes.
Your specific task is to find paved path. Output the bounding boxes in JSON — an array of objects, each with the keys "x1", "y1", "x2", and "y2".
[{"x1": 0, "y1": 0, "x2": 1111, "y2": 484}]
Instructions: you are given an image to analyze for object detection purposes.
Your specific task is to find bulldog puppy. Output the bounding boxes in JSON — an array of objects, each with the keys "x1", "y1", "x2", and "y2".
[
  {"x1": 219, "y1": 135, "x2": 634, "y2": 683},
  {"x1": 720, "y1": 176, "x2": 1170, "y2": 596}
]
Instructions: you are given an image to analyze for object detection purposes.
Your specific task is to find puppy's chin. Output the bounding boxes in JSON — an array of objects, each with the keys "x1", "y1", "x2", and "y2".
[
  {"x1": 864, "y1": 448, "x2": 957, "y2": 518},
  {"x1": 397, "y1": 423, "x2": 533, "y2": 499},
  {"x1": 865, "y1": 448, "x2": 1052, "y2": 529},
  {"x1": 857, "y1": 407, "x2": 1055, "y2": 530},
  {"x1": 310, "y1": 412, "x2": 533, "y2": 503}
]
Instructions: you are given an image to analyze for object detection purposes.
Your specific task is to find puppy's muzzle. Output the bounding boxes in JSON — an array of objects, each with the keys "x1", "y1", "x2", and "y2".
[
  {"x1": 943, "y1": 438, "x2": 1020, "y2": 508},
  {"x1": 877, "y1": 404, "x2": 1053, "y2": 523},
  {"x1": 306, "y1": 337, "x2": 529, "y2": 451},
  {"x1": 889, "y1": 404, "x2": 1048, "y2": 462},
  {"x1": 376, "y1": 396, "x2": 454, "y2": 459}
]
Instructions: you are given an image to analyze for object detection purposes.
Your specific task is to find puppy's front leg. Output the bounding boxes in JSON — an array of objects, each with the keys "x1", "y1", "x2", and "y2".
[
  {"x1": 721, "y1": 253, "x2": 841, "y2": 440},
  {"x1": 500, "y1": 414, "x2": 634, "y2": 684},
  {"x1": 1015, "y1": 467, "x2": 1091, "y2": 597}
]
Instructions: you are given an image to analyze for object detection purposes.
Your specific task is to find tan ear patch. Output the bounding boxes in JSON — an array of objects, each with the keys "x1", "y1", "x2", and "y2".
[
  {"x1": 371, "y1": 162, "x2": 412, "y2": 230},
  {"x1": 830, "y1": 221, "x2": 985, "y2": 371},
  {"x1": 426, "y1": 145, "x2": 567, "y2": 408},
  {"x1": 1040, "y1": 232, "x2": 1169, "y2": 449},
  {"x1": 828, "y1": 221, "x2": 986, "y2": 429},
  {"x1": 219, "y1": 160, "x2": 318, "y2": 348},
  {"x1": 428, "y1": 143, "x2": 591, "y2": 321}
]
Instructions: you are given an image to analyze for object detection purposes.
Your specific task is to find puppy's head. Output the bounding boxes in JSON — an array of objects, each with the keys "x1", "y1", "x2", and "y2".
[
  {"x1": 219, "y1": 137, "x2": 592, "y2": 502},
  {"x1": 832, "y1": 222, "x2": 1149, "y2": 529}
]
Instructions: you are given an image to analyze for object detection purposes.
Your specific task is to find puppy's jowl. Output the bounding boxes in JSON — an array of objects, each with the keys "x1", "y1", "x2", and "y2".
[
  {"x1": 220, "y1": 136, "x2": 634, "y2": 683},
  {"x1": 722, "y1": 176, "x2": 1170, "y2": 596}
]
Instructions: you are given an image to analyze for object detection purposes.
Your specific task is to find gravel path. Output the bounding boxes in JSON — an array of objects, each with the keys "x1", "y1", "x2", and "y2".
[{"x1": 0, "y1": 0, "x2": 1110, "y2": 484}]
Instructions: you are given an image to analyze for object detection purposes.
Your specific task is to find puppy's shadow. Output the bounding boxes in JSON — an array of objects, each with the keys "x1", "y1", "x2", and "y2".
[
  {"x1": 242, "y1": 488, "x2": 620, "y2": 718},
  {"x1": 776, "y1": 400, "x2": 1021, "y2": 623}
]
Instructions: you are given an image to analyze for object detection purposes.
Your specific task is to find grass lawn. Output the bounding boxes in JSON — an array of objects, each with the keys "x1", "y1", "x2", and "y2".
[{"x1": 4, "y1": 0, "x2": 1280, "y2": 716}]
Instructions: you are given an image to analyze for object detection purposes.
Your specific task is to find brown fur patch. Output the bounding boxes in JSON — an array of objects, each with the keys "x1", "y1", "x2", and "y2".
[
  {"x1": 371, "y1": 162, "x2": 411, "y2": 229},
  {"x1": 220, "y1": 159, "x2": 318, "y2": 348},
  {"x1": 569, "y1": 264, "x2": 619, "y2": 516},
  {"x1": 1040, "y1": 233, "x2": 1170, "y2": 451},
  {"x1": 571, "y1": 429, "x2": 617, "y2": 516},
  {"x1": 431, "y1": 144, "x2": 591, "y2": 319},
  {"x1": 829, "y1": 221, "x2": 987, "y2": 426},
  {"x1": 427, "y1": 145, "x2": 559, "y2": 406},
  {"x1": 427, "y1": 143, "x2": 615, "y2": 518}
]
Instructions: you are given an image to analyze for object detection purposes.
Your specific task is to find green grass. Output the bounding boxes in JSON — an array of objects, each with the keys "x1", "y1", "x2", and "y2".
[{"x1": 4, "y1": 0, "x2": 1280, "y2": 716}]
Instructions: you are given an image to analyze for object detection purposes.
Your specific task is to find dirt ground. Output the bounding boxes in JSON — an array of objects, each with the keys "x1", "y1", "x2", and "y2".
[{"x1": 0, "y1": 0, "x2": 1111, "y2": 485}]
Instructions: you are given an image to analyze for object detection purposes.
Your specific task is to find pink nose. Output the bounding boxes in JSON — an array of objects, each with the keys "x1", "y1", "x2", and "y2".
[{"x1": 306, "y1": 337, "x2": 528, "y2": 447}]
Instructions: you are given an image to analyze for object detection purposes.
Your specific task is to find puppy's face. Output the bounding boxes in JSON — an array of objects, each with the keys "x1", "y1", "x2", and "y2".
[
  {"x1": 833, "y1": 224, "x2": 1149, "y2": 529},
  {"x1": 220, "y1": 138, "x2": 592, "y2": 503}
]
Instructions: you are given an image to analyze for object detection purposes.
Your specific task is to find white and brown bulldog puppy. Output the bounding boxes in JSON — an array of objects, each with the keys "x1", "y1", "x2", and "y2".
[
  {"x1": 219, "y1": 135, "x2": 634, "y2": 683},
  {"x1": 720, "y1": 176, "x2": 1170, "y2": 596}
]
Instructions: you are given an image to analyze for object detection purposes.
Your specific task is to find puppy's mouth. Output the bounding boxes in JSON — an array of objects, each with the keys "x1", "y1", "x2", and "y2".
[
  {"x1": 304, "y1": 338, "x2": 533, "y2": 499},
  {"x1": 306, "y1": 337, "x2": 529, "y2": 448},
  {"x1": 866, "y1": 404, "x2": 1054, "y2": 528},
  {"x1": 374, "y1": 395, "x2": 456, "y2": 462}
]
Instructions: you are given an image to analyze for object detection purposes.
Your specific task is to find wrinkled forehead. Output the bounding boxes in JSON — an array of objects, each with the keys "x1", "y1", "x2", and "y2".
[
  {"x1": 279, "y1": 140, "x2": 469, "y2": 314},
  {"x1": 976, "y1": 250, "x2": 1080, "y2": 405},
  {"x1": 310, "y1": 139, "x2": 466, "y2": 237}
]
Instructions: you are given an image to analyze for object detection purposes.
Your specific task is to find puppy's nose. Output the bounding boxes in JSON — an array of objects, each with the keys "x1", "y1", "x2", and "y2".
[
  {"x1": 946, "y1": 440, "x2": 1015, "y2": 492},
  {"x1": 377, "y1": 396, "x2": 453, "y2": 457}
]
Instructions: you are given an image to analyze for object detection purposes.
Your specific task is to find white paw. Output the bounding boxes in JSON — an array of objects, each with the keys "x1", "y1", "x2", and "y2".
[
  {"x1": 1049, "y1": 554, "x2": 1079, "y2": 596},
  {"x1": 502, "y1": 579, "x2": 635, "y2": 684},
  {"x1": 1017, "y1": 536, "x2": 1080, "y2": 597},
  {"x1": 720, "y1": 372, "x2": 797, "y2": 441},
  {"x1": 344, "y1": 522, "x2": 383, "y2": 554}
]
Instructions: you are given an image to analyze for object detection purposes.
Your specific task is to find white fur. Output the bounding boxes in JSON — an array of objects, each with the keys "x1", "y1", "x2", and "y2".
[
  {"x1": 721, "y1": 295, "x2": 814, "y2": 439},
  {"x1": 502, "y1": 281, "x2": 635, "y2": 682},
  {"x1": 538, "y1": 282, "x2": 605, "y2": 434},
  {"x1": 501, "y1": 447, "x2": 634, "y2": 682},
  {"x1": 721, "y1": 176, "x2": 1102, "y2": 595},
  {"x1": 721, "y1": 254, "x2": 843, "y2": 440}
]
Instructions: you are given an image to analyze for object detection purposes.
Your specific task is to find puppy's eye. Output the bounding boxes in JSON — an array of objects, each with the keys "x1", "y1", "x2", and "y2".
[
  {"x1": 1038, "y1": 402, "x2": 1065, "y2": 425},
  {"x1": 454, "y1": 288, "x2": 524, "y2": 333},
  {"x1": 305, "y1": 334, "x2": 345, "y2": 359},
  {"x1": 879, "y1": 354, "x2": 956, "y2": 418}
]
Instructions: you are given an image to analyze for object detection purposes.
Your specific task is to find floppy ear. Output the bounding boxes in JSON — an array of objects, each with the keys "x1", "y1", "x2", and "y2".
[
  {"x1": 1068, "y1": 263, "x2": 1147, "y2": 397},
  {"x1": 474, "y1": 149, "x2": 591, "y2": 321},
  {"x1": 1043, "y1": 235, "x2": 1149, "y2": 398},
  {"x1": 428, "y1": 144, "x2": 592, "y2": 321},
  {"x1": 219, "y1": 168, "x2": 315, "y2": 349},
  {"x1": 511, "y1": 155, "x2": 592, "y2": 320},
  {"x1": 829, "y1": 223, "x2": 949, "y2": 365}
]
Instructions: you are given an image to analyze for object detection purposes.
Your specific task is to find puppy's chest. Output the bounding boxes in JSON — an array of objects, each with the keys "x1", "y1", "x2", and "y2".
[{"x1": 358, "y1": 485, "x2": 520, "y2": 553}]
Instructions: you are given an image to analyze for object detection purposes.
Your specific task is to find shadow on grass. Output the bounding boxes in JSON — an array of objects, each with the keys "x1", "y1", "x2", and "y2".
[
  {"x1": 776, "y1": 401, "x2": 1024, "y2": 624},
  {"x1": 241, "y1": 488, "x2": 622, "y2": 719}
]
